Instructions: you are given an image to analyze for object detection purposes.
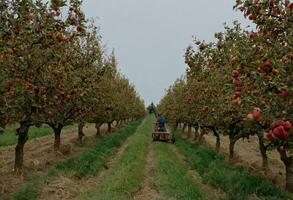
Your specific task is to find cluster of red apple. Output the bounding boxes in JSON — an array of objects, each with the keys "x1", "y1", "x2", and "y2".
[
  {"x1": 264, "y1": 121, "x2": 292, "y2": 146},
  {"x1": 68, "y1": 5, "x2": 84, "y2": 33},
  {"x1": 257, "y1": 58, "x2": 274, "y2": 76},
  {"x1": 247, "y1": 107, "x2": 261, "y2": 121},
  {"x1": 231, "y1": 70, "x2": 242, "y2": 104},
  {"x1": 281, "y1": 88, "x2": 289, "y2": 97},
  {"x1": 245, "y1": 0, "x2": 293, "y2": 19},
  {"x1": 271, "y1": 120, "x2": 292, "y2": 138},
  {"x1": 51, "y1": 3, "x2": 61, "y2": 16}
]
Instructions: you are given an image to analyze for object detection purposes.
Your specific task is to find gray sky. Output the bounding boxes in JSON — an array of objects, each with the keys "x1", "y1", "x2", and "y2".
[{"x1": 82, "y1": 0, "x2": 251, "y2": 105}]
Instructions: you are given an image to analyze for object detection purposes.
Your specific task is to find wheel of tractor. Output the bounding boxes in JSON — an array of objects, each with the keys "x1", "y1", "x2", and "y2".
[{"x1": 172, "y1": 138, "x2": 175, "y2": 144}]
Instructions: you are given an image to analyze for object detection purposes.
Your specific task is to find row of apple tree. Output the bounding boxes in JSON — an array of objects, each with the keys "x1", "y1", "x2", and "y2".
[
  {"x1": 157, "y1": 0, "x2": 293, "y2": 192},
  {"x1": 0, "y1": 0, "x2": 146, "y2": 172}
]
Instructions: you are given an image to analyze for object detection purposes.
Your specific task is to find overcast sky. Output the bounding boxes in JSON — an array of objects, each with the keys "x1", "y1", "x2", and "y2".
[{"x1": 82, "y1": 0, "x2": 252, "y2": 105}]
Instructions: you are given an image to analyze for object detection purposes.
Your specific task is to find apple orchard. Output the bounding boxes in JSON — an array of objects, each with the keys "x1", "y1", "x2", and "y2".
[
  {"x1": 0, "y1": 0, "x2": 145, "y2": 172},
  {"x1": 158, "y1": 0, "x2": 293, "y2": 192}
]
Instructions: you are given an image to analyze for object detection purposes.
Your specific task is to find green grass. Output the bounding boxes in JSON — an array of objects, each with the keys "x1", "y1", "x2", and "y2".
[
  {"x1": 153, "y1": 142, "x2": 203, "y2": 200},
  {"x1": 0, "y1": 124, "x2": 72, "y2": 147},
  {"x1": 173, "y1": 130, "x2": 293, "y2": 200},
  {"x1": 56, "y1": 119, "x2": 143, "y2": 176},
  {"x1": 3, "y1": 169, "x2": 59, "y2": 200},
  {"x1": 3, "y1": 120, "x2": 142, "y2": 200},
  {"x1": 81, "y1": 115, "x2": 153, "y2": 200}
]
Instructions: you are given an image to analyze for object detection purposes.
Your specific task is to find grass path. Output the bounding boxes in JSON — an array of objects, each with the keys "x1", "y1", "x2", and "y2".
[
  {"x1": 152, "y1": 142, "x2": 226, "y2": 200},
  {"x1": 80, "y1": 115, "x2": 153, "y2": 200},
  {"x1": 133, "y1": 143, "x2": 160, "y2": 200}
]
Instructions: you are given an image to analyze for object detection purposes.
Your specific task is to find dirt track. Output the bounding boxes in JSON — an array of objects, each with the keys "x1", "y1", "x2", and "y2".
[
  {"x1": 133, "y1": 144, "x2": 159, "y2": 200},
  {"x1": 0, "y1": 124, "x2": 108, "y2": 197}
]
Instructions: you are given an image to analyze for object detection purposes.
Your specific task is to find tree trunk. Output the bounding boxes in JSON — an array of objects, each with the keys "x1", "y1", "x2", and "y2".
[
  {"x1": 280, "y1": 151, "x2": 293, "y2": 192},
  {"x1": 14, "y1": 122, "x2": 30, "y2": 172},
  {"x1": 53, "y1": 126, "x2": 63, "y2": 151},
  {"x1": 95, "y1": 122, "x2": 101, "y2": 137},
  {"x1": 187, "y1": 124, "x2": 192, "y2": 138},
  {"x1": 229, "y1": 137, "x2": 236, "y2": 160},
  {"x1": 193, "y1": 125, "x2": 199, "y2": 141},
  {"x1": 198, "y1": 133, "x2": 204, "y2": 143},
  {"x1": 174, "y1": 122, "x2": 179, "y2": 130},
  {"x1": 182, "y1": 123, "x2": 187, "y2": 133},
  {"x1": 285, "y1": 164, "x2": 293, "y2": 193},
  {"x1": 257, "y1": 132, "x2": 268, "y2": 169},
  {"x1": 0, "y1": 124, "x2": 5, "y2": 134},
  {"x1": 216, "y1": 136, "x2": 220, "y2": 153},
  {"x1": 212, "y1": 128, "x2": 220, "y2": 153},
  {"x1": 78, "y1": 122, "x2": 85, "y2": 143},
  {"x1": 197, "y1": 126, "x2": 205, "y2": 143},
  {"x1": 107, "y1": 122, "x2": 112, "y2": 133}
]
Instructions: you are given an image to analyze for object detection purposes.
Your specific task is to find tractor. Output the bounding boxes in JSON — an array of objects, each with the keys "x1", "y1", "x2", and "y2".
[{"x1": 152, "y1": 121, "x2": 175, "y2": 143}]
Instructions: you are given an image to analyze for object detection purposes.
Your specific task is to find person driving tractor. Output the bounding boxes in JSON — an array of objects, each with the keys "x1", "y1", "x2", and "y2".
[{"x1": 156, "y1": 113, "x2": 166, "y2": 132}]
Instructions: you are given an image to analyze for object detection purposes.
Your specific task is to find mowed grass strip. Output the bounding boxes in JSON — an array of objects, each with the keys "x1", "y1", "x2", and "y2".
[
  {"x1": 173, "y1": 130, "x2": 293, "y2": 200},
  {"x1": 81, "y1": 115, "x2": 153, "y2": 200},
  {"x1": 4, "y1": 120, "x2": 142, "y2": 200},
  {"x1": 56, "y1": 120, "x2": 142, "y2": 176},
  {"x1": 153, "y1": 142, "x2": 205, "y2": 200}
]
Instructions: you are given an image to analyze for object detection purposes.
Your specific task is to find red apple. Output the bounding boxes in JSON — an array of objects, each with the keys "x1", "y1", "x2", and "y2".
[
  {"x1": 235, "y1": 91, "x2": 241, "y2": 97},
  {"x1": 281, "y1": 89, "x2": 289, "y2": 97},
  {"x1": 48, "y1": 112, "x2": 53, "y2": 118},
  {"x1": 251, "y1": 107, "x2": 261, "y2": 120},
  {"x1": 273, "y1": 126, "x2": 286, "y2": 138},
  {"x1": 249, "y1": 15, "x2": 256, "y2": 20},
  {"x1": 6, "y1": 83, "x2": 13, "y2": 93},
  {"x1": 263, "y1": 59, "x2": 272, "y2": 68},
  {"x1": 236, "y1": 86, "x2": 242, "y2": 92},
  {"x1": 269, "y1": 0, "x2": 275, "y2": 8},
  {"x1": 249, "y1": 32, "x2": 257, "y2": 39},
  {"x1": 77, "y1": 26, "x2": 84, "y2": 33},
  {"x1": 270, "y1": 123, "x2": 278, "y2": 130},
  {"x1": 277, "y1": 146, "x2": 285, "y2": 153},
  {"x1": 34, "y1": 87, "x2": 40, "y2": 94},
  {"x1": 283, "y1": 121, "x2": 292, "y2": 130},
  {"x1": 252, "y1": 111, "x2": 260, "y2": 120},
  {"x1": 56, "y1": 33, "x2": 65, "y2": 42}
]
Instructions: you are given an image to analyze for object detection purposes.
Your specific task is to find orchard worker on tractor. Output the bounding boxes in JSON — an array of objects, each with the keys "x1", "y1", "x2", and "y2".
[{"x1": 157, "y1": 113, "x2": 166, "y2": 132}]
